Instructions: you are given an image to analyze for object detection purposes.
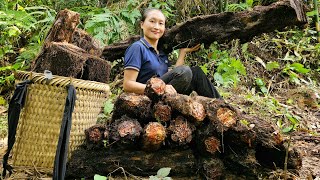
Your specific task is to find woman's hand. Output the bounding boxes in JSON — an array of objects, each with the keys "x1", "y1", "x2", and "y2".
[
  {"x1": 180, "y1": 44, "x2": 201, "y2": 54},
  {"x1": 175, "y1": 44, "x2": 201, "y2": 66}
]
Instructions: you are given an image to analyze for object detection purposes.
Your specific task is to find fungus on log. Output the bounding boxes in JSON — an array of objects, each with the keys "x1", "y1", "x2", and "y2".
[
  {"x1": 102, "y1": 0, "x2": 308, "y2": 61},
  {"x1": 164, "y1": 94, "x2": 206, "y2": 123},
  {"x1": 141, "y1": 122, "x2": 166, "y2": 151},
  {"x1": 144, "y1": 77, "x2": 166, "y2": 102},
  {"x1": 153, "y1": 101, "x2": 172, "y2": 122},
  {"x1": 193, "y1": 96, "x2": 239, "y2": 132},
  {"x1": 85, "y1": 124, "x2": 108, "y2": 149},
  {"x1": 167, "y1": 116, "x2": 196, "y2": 147},
  {"x1": 112, "y1": 92, "x2": 152, "y2": 122},
  {"x1": 109, "y1": 115, "x2": 143, "y2": 149}
]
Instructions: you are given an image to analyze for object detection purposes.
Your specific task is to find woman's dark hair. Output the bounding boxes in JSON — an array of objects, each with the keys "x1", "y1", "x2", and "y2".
[{"x1": 141, "y1": 8, "x2": 166, "y2": 22}]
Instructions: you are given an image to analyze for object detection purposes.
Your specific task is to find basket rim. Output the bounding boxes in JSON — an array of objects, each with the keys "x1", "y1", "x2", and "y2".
[{"x1": 15, "y1": 70, "x2": 110, "y2": 92}]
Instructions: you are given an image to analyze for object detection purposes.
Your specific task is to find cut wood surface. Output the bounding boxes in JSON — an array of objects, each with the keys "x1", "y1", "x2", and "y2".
[
  {"x1": 44, "y1": 9, "x2": 80, "y2": 43},
  {"x1": 112, "y1": 93, "x2": 152, "y2": 122},
  {"x1": 142, "y1": 122, "x2": 166, "y2": 151},
  {"x1": 32, "y1": 42, "x2": 111, "y2": 82},
  {"x1": 31, "y1": 9, "x2": 111, "y2": 83},
  {"x1": 102, "y1": 0, "x2": 307, "y2": 61}
]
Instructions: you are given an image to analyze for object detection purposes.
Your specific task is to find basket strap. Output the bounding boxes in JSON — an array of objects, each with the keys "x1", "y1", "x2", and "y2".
[
  {"x1": 53, "y1": 84, "x2": 76, "y2": 180},
  {"x1": 2, "y1": 80, "x2": 32, "y2": 178}
]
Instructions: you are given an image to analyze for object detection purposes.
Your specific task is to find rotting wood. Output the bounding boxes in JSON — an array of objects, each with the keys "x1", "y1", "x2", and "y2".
[
  {"x1": 141, "y1": 122, "x2": 166, "y2": 151},
  {"x1": 111, "y1": 92, "x2": 152, "y2": 123},
  {"x1": 44, "y1": 9, "x2": 80, "y2": 43},
  {"x1": 109, "y1": 115, "x2": 143, "y2": 149},
  {"x1": 153, "y1": 101, "x2": 172, "y2": 122},
  {"x1": 144, "y1": 77, "x2": 166, "y2": 102},
  {"x1": 164, "y1": 94, "x2": 206, "y2": 123},
  {"x1": 167, "y1": 116, "x2": 196, "y2": 147}
]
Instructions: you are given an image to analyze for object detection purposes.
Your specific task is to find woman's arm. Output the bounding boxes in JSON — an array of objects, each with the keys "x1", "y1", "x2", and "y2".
[
  {"x1": 175, "y1": 44, "x2": 201, "y2": 66},
  {"x1": 123, "y1": 69, "x2": 146, "y2": 94}
]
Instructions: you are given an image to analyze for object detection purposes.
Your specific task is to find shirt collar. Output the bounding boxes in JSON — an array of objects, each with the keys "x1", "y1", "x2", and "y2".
[{"x1": 140, "y1": 37, "x2": 166, "y2": 56}]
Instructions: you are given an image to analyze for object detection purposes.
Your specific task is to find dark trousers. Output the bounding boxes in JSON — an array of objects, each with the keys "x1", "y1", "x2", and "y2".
[{"x1": 160, "y1": 65, "x2": 221, "y2": 99}]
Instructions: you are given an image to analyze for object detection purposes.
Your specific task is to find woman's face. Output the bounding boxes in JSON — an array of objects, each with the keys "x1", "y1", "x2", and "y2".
[{"x1": 140, "y1": 10, "x2": 166, "y2": 43}]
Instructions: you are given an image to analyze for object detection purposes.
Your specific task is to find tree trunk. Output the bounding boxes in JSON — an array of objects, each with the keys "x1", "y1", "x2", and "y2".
[{"x1": 44, "y1": 9, "x2": 80, "y2": 43}]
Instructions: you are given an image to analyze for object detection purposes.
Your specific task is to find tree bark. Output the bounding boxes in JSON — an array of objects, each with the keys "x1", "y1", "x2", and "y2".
[
  {"x1": 102, "y1": 0, "x2": 307, "y2": 61},
  {"x1": 111, "y1": 93, "x2": 152, "y2": 123},
  {"x1": 44, "y1": 9, "x2": 80, "y2": 43},
  {"x1": 67, "y1": 147, "x2": 198, "y2": 179},
  {"x1": 164, "y1": 94, "x2": 206, "y2": 123}
]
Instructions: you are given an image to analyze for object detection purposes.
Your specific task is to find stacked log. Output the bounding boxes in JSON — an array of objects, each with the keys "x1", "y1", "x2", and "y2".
[
  {"x1": 73, "y1": 77, "x2": 302, "y2": 179},
  {"x1": 32, "y1": 9, "x2": 111, "y2": 83}
]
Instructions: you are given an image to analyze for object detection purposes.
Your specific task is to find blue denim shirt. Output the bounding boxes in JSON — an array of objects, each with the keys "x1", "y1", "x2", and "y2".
[{"x1": 124, "y1": 38, "x2": 169, "y2": 84}]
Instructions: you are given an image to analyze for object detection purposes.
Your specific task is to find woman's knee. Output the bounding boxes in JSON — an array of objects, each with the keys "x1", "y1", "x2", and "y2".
[{"x1": 175, "y1": 65, "x2": 192, "y2": 82}]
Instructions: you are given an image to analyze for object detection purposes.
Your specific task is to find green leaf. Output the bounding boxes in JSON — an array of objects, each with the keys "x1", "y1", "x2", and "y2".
[
  {"x1": 255, "y1": 78, "x2": 265, "y2": 86},
  {"x1": 0, "y1": 96, "x2": 6, "y2": 105},
  {"x1": 157, "y1": 167, "x2": 171, "y2": 178},
  {"x1": 290, "y1": 63, "x2": 310, "y2": 74},
  {"x1": 149, "y1": 175, "x2": 159, "y2": 180},
  {"x1": 200, "y1": 64, "x2": 208, "y2": 75},
  {"x1": 94, "y1": 174, "x2": 107, "y2": 180},
  {"x1": 266, "y1": 61, "x2": 279, "y2": 71},
  {"x1": 103, "y1": 99, "x2": 114, "y2": 115},
  {"x1": 282, "y1": 125, "x2": 293, "y2": 133},
  {"x1": 240, "y1": 119, "x2": 249, "y2": 126}
]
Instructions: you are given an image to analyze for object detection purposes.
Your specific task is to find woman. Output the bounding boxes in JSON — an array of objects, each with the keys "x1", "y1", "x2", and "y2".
[{"x1": 123, "y1": 8, "x2": 221, "y2": 98}]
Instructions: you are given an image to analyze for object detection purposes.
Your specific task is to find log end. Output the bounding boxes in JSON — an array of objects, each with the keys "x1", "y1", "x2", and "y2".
[{"x1": 142, "y1": 122, "x2": 166, "y2": 151}]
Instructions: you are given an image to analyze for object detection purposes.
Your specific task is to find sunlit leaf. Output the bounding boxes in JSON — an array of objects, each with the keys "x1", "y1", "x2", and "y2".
[
  {"x1": 266, "y1": 61, "x2": 279, "y2": 71},
  {"x1": 157, "y1": 167, "x2": 171, "y2": 178},
  {"x1": 94, "y1": 174, "x2": 107, "y2": 180},
  {"x1": 282, "y1": 125, "x2": 293, "y2": 133}
]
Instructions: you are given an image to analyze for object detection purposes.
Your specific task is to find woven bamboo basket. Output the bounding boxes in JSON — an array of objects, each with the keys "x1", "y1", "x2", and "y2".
[{"x1": 11, "y1": 70, "x2": 110, "y2": 169}]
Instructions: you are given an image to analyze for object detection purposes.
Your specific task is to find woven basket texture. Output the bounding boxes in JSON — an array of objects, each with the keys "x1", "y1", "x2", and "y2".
[{"x1": 11, "y1": 71, "x2": 110, "y2": 169}]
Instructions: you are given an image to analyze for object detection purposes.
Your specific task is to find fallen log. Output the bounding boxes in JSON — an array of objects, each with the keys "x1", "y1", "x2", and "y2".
[
  {"x1": 102, "y1": 0, "x2": 307, "y2": 61},
  {"x1": 67, "y1": 147, "x2": 198, "y2": 179},
  {"x1": 111, "y1": 92, "x2": 152, "y2": 123},
  {"x1": 164, "y1": 93, "x2": 206, "y2": 123}
]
